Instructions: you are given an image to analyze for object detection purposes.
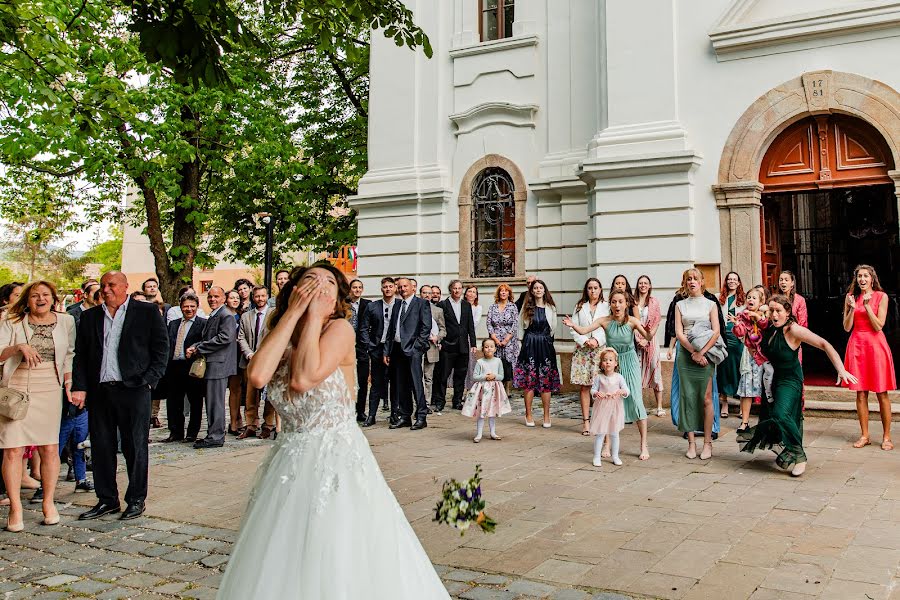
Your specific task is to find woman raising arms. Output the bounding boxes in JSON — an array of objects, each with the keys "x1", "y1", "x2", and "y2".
[{"x1": 564, "y1": 290, "x2": 653, "y2": 460}]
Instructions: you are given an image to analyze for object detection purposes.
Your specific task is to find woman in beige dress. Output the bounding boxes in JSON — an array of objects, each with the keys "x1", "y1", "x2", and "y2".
[{"x1": 0, "y1": 281, "x2": 75, "y2": 530}]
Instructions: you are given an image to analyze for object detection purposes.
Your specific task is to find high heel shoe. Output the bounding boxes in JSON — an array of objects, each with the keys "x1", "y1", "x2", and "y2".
[
  {"x1": 791, "y1": 462, "x2": 807, "y2": 477},
  {"x1": 685, "y1": 443, "x2": 697, "y2": 459},
  {"x1": 699, "y1": 443, "x2": 713, "y2": 460},
  {"x1": 42, "y1": 509, "x2": 60, "y2": 526},
  {"x1": 5, "y1": 519, "x2": 23, "y2": 532}
]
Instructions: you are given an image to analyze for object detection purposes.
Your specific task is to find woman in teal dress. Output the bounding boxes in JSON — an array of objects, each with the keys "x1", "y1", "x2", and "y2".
[
  {"x1": 737, "y1": 295, "x2": 857, "y2": 477},
  {"x1": 717, "y1": 271, "x2": 745, "y2": 418},
  {"x1": 564, "y1": 290, "x2": 653, "y2": 460}
]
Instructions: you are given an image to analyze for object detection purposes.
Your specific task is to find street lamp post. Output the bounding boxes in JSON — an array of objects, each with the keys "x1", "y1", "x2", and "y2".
[{"x1": 261, "y1": 213, "x2": 274, "y2": 292}]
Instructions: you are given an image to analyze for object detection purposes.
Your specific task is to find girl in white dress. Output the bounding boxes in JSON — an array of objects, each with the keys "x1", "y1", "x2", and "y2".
[
  {"x1": 589, "y1": 348, "x2": 628, "y2": 467},
  {"x1": 462, "y1": 339, "x2": 511, "y2": 442},
  {"x1": 217, "y1": 264, "x2": 449, "y2": 600}
]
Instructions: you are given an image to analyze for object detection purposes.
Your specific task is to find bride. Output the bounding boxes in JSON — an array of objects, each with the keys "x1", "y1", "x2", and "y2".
[{"x1": 217, "y1": 264, "x2": 450, "y2": 599}]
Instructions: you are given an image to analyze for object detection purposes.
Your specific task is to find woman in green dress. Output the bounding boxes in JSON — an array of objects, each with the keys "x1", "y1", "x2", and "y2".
[
  {"x1": 564, "y1": 291, "x2": 653, "y2": 460},
  {"x1": 674, "y1": 268, "x2": 721, "y2": 461},
  {"x1": 717, "y1": 271, "x2": 745, "y2": 418},
  {"x1": 738, "y1": 295, "x2": 857, "y2": 477}
]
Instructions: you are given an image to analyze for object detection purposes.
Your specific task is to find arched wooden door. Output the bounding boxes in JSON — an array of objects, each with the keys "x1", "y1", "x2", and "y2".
[{"x1": 759, "y1": 114, "x2": 898, "y2": 382}]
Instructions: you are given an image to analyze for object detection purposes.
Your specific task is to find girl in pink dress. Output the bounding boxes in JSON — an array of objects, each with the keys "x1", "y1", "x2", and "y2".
[
  {"x1": 843, "y1": 265, "x2": 895, "y2": 451},
  {"x1": 462, "y1": 339, "x2": 512, "y2": 442},
  {"x1": 589, "y1": 348, "x2": 628, "y2": 467}
]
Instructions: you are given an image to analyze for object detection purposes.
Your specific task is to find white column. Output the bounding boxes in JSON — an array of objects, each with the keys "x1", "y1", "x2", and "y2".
[
  {"x1": 453, "y1": 0, "x2": 479, "y2": 48},
  {"x1": 512, "y1": 0, "x2": 540, "y2": 36}
]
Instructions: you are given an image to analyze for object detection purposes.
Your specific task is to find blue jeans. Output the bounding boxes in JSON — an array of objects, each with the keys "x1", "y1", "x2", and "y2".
[
  {"x1": 670, "y1": 345, "x2": 720, "y2": 434},
  {"x1": 59, "y1": 411, "x2": 88, "y2": 482}
]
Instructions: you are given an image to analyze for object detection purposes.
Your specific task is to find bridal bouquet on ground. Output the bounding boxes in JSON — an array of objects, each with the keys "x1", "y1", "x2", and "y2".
[{"x1": 434, "y1": 464, "x2": 497, "y2": 535}]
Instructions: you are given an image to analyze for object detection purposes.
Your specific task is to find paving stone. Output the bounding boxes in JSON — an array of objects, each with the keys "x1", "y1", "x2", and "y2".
[
  {"x1": 504, "y1": 579, "x2": 559, "y2": 597},
  {"x1": 550, "y1": 590, "x2": 591, "y2": 600},
  {"x1": 153, "y1": 581, "x2": 190, "y2": 594},
  {"x1": 68, "y1": 578, "x2": 116, "y2": 594},
  {"x1": 30, "y1": 592, "x2": 69, "y2": 600},
  {"x1": 115, "y1": 572, "x2": 167, "y2": 588},
  {"x1": 33, "y1": 573, "x2": 81, "y2": 586},
  {"x1": 181, "y1": 586, "x2": 218, "y2": 599},
  {"x1": 591, "y1": 594, "x2": 635, "y2": 600},
  {"x1": 460, "y1": 587, "x2": 517, "y2": 600},
  {"x1": 169, "y1": 565, "x2": 215, "y2": 582},
  {"x1": 159, "y1": 532, "x2": 196, "y2": 546},
  {"x1": 446, "y1": 569, "x2": 487, "y2": 582},
  {"x1": 137, "y1": 558, "x2": 185, "y2": 576},
  {"x1": 200, "y1": 553, "x2": 229, "y2": 568},
  {"x1": 108, "y1": 539, "x2": 154, "y2": 554},
  {"x1": 160, "y1": 549, "x2": 209, "y2": 564},
  {"x1": 444, "y1": 580, "x2": 473, "y2": 596},
  {"x1": 477, "y1": 573, "x2": 509, "y2": 586},
  {"x1": 173, "y1": 525, "x2": 213, "y2": 537},
  {"x1": 185, "y1": 537, "x2": 226, "y2": 552},
  {"x1": 96, "y1": 587, "x2": 142, "y2": 600},
  {"x1": 140, "y1": 543, "x2": 175, "y2": 557}
]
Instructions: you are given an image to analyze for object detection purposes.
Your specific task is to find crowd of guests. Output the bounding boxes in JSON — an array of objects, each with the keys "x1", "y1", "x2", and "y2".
[{"x1": 0, "y1": 262, "x2": 894, "y2": 530}]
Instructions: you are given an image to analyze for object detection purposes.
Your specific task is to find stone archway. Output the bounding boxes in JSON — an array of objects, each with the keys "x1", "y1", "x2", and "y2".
[
  {"x1": 713, "y1": 70, "x2": 900, "y2": 284},
  {"x1": 457, "y1": 154, "x2": 527, "y2": 280}
]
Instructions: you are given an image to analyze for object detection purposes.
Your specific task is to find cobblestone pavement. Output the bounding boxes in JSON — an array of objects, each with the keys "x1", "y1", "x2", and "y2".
[{"x1": 1, "y1": 393, "x2": 898, "y2": 599}]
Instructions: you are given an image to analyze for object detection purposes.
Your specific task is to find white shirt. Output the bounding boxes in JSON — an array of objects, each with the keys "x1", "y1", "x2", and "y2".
[
  {"x1": 393, "y1": 296, "x2": 413, "y2": 343},
  {"x1": 448, "y1": 297, "x2": 463, "y2": 324},
  {"x1": 99, "y1": 297, "x2": 130, "y2": 383},
  {"x1": 380, "y1": 298, "x2": 396, "y2": 343}
]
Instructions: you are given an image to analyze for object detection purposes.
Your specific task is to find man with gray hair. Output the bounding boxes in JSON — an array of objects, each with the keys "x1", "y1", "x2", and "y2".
[{"x1": 186, "y1": 286, "x2": 237, "y2": 449}]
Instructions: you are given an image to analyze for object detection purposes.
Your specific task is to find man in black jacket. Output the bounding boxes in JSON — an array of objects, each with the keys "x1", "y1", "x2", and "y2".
[
  {"x1": 431, "y1": 279, "x2": 477, "y2": 412},
  {"x1": 71, "y1": 272, "x2": 169, "y2": 521},
  {"x1": 159, "y1": 293, "x2": 207, "y2": 443},
  {"x1": 385, "y1": 277, "x2": 432, "y2": 430},
  {"x1": 359, "y1": 277, "x2": 396, "y2": 427},
  {"x1": 348, "y1": 279, "x2": 371, "y2": 422}
]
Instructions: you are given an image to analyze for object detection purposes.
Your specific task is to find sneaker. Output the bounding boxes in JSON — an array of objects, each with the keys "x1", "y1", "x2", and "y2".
[
  {"x1": 75, "y1": 479, "x2": 95, "y2": 493},
  {"x1": 30, "y1": 487, "x2": 44, "y2": 503}
]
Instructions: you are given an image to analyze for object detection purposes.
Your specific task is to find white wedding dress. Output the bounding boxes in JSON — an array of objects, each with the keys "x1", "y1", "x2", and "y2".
[{"x1": 217, "y1": 359, "x2": 450, "y2": 599}]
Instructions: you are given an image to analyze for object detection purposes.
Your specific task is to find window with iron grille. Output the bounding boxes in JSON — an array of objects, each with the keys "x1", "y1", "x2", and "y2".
[
  {"x1": 481, "y1": 0, "x2": 514, "y2": 41},
  {"x1": 471, "y1": 168, "x2": 515, "y2": 278}
]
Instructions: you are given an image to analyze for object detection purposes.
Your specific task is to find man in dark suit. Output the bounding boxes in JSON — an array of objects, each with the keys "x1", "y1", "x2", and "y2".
[
  {"x1": 348, "y1": 279, "x2": 371, "y2": 422},
  {"x1": 186, "y1": 286, "x2": 237, "y2": 449},
  {"x1": 160, "y1": 293, "x2": 207, "y2": 443},
  {"x1": 67, "y1": 280, "x2": 100, "y2": 327},
  {"x1": 71, "y1": 271, "x2": 168, "y2": 521},
  {"x1": 385, "y1": 277, "x2": 432, "y2": 430},
  {"x1": 432, "y1": 279, "x2": 477, "y2": 412},
  {"x1": 359, "y1": 277, "x2": 396, "y2": 427},
  {"x1": 515, "y1": 275, "x2": 536, "y2": 311}
]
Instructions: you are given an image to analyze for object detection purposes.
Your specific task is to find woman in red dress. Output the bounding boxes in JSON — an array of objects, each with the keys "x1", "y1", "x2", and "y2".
[{"x1": 843, "y1": 265, "x2": 895, "y2": 451}]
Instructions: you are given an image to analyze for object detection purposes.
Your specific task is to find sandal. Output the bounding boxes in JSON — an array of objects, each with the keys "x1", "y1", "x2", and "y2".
[
  {"x1": 581, "y1": 418, "x2": 590, "y2": 436},
  {"x1": 655, "y1": 408, "x2": 666, "y2": 417},
  {"x1": 699, "y1": 443, "x2": 713, "y2": 460},
  {"x1": 882, "y1": 439, "x2": 894, "y2": 451},
  {"x1": 736, "y1": 421, "x2": 750, "y2": 433},
  {"x1": 685, "y1": 443, "x2": 697, "y2": 459},
  {"x1": 720, "y1": 406, "x2": 729, "y2": 418},
  {"x1": 853, "y1": 436, "x2": 871, "y2": 448}
]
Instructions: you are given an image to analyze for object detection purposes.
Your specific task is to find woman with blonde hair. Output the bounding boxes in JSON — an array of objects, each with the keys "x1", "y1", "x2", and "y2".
[{"x1": 0, "y1": 281, "x2": 76, "y2": 530}]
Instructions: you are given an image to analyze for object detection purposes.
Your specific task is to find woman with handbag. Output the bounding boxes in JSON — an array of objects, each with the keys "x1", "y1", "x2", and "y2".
[{"x1": 0, "y1": 281, "x2": 75, "y2": 531}]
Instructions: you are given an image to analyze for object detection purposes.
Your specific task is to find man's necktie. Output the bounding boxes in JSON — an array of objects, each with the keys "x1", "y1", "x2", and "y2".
[
  {"x1": 399, "y1": 300, "x2": 407, "y2": 324},
  {"x1": 254, "y1": 311, "x2": 263, "y2": 350},
  {"x1": 174, "y1": 320, "x2": 188, "y2": 360},
  {"x1": 350, "y1": 304, "x2": 358, "y2": 330}
]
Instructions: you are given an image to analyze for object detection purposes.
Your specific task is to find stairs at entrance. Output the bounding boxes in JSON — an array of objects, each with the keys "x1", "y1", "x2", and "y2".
[{"x1": 727, "y1": 387, "x2": 900, "y2": 418}]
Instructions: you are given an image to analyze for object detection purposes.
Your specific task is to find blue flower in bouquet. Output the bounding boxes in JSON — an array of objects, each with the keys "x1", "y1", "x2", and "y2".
[{"x1": 433, "y1": 465, "x2": 496, "y2": 535}]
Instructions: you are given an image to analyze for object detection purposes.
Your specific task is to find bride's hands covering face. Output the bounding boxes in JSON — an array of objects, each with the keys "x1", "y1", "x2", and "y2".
[
  {"x1": 287, "y1": 275, "x2": 320, "y2": 317},
  {"x1": 305, "y1": 268, "x2": 338, "y2": 321}
]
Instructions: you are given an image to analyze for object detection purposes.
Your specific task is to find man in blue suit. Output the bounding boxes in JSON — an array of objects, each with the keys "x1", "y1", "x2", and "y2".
[{"x1": 385, "y1": 277, "x2": 432, "y2": 430}]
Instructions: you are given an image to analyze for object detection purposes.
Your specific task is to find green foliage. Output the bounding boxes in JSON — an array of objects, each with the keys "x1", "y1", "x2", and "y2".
[
  {"x1": 81, "y1": 228, "x2": 124, "y2": 273},
  {"x1": 0, "y1": 0, "x2": 422, "y2": 299},
  {"x1": 0, "y1": 264, "x2": 25, "y2": 285}
]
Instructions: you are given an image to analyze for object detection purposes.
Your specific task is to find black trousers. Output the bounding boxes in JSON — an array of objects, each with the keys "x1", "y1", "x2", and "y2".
[
  {"x1": 368, "y1": 349, "x2": 389, "y2": 419},
  {"x1": 355, "y1": 351, "x2": 370, "y2": 419},
  {"x1": 164, "y1": 361, "x2": 205, "y2": 439},
  {"x1": 432, "y1": 350, "x2": 469, "y2": 410},
  {"x1": 89, "y1": 383, "x2": 151, "y2": 506},
  {"x1": 389, "y1": 346, "x2": 428, "y2": 421}
]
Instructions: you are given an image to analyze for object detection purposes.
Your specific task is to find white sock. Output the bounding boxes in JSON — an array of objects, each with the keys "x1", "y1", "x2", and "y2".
[
  {"x1": 476, "y1": 418, "x2": 484, "y2": 438},
  {"x1": 593, "y1": 434, "x2": 606, "y2": 465},
  {"x1": 610, "y1": 433, "x2": 622, "y2": 465},
  {"x1": 489, "y1": 417, "x2": 496, "y2": 436}
]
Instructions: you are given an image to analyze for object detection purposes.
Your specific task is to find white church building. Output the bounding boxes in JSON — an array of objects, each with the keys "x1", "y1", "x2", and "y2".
[{"x1": 350, "y1": 0, "x2": 900, "y2": 377}]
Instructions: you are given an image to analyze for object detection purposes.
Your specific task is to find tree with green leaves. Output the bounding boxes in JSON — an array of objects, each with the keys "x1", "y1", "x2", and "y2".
[{"x1": 0, "y1": 0, "x2": 428, "y2": 301}]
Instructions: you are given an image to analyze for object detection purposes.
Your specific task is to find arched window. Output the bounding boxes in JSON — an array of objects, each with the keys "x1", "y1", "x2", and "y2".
[
  {"x1": 481, "y1": 0, "x2": 514, "y2": 41},
  {"x1": 471, "y1": 168, "x2": 516, "y2": 278}
]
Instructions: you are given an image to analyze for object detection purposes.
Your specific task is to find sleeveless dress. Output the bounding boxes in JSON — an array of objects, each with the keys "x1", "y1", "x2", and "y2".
[
  {"x1": 217, "y1": 361, "x2": 450, "y2": 600},
  {"x1": 737, "y1": 325, "x2": 806, "y2": 469},
  {"x1": 606, "y1": 320, "x2": 646, "y2": 423},
  {"x1": 513, "y1": 307, "x2": 561, "y2": 393},
  {"x1": 675, "y1": 296, "x2": 716, "y2": 433},
  {"x1": 843, "y1": 291, "x2": 896, "y2": 393},
  {"x1": 716, "y1": 295, "x2": 744, "y2": 398}
]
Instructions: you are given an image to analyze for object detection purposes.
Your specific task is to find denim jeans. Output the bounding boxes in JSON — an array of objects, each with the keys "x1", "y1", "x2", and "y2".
[{"x1": 59, "y1": 411, "x2": 89, "y2": 481}]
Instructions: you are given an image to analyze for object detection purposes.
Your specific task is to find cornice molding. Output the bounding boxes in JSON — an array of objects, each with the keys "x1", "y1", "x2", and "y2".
[{"x1": 449, "y1": 102, "x2": 539, "y2": 135}]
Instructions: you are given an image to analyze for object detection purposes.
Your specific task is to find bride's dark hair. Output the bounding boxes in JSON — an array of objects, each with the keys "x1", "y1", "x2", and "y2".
[{"x1": 269, "y1": 261, "x2": 351, "y2": 329}]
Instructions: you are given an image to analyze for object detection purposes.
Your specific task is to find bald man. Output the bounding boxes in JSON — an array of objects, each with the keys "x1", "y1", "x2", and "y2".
[
  {"x1": 71, "y1": 271, "x2": 169, "y2": 521},
  {"x1": 186, "y1": 286, "x2": 237, "y2": 449}
]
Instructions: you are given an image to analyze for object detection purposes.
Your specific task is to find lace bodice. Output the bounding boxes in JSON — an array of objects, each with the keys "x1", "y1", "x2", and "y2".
[{"x1": 266, "y1": 361, "x2": 356, "y2": 433}]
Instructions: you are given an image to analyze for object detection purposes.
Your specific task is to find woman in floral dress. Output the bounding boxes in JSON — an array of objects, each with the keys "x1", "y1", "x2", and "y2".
[
  {"x1": 486, "y1": 284, "x2": 520, "y2": 395},
  {"x1": 513, "y1": 280, "x2": 560, "y2": 428}
]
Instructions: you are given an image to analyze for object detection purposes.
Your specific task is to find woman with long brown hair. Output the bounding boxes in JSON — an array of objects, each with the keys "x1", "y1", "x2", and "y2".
[
  {"x1": 219, "y1": 262, "x2": 450, "y2": 598},
  {"x1": 635, "y1": 275, "x2": 664, "y2": 417},
  {"x1": 843, "y1": 264, "x2": 895, "y2": 450},
  {"x1": 717, "y1": 271, "x2": 746, "y2": 418},
  {"x1": 739, "y1": 295, "x2": 856, "y2": 476},
  {"x1": 0, "y1": 281, "x2": 76, "y2": 530},
  {"x1": 513, "y1": 279, "x2": 560, "y2": 427},
  {"x1": 568, "y1": 278, "x2": 609, "y2": 435}
]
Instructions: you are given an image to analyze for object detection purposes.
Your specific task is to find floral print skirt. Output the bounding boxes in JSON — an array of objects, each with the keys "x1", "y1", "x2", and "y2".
[{"x1": 513, "y1": 333, "x2": 561, "y2": 393}]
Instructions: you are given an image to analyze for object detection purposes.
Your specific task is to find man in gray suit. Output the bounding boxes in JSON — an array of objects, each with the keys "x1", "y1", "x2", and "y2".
[
  {"x1": 186, "y1": 286, "x2": 237, "y2": 449},
  {"x1": 236, "y1": 286, "x2": 275, "y2": 439},
  {"x1": 385, "y1": 277, "x2": 432, "y2": 430},
  {"x1": 419, "y1": 285, "x2": 446, "y2": 403}
]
